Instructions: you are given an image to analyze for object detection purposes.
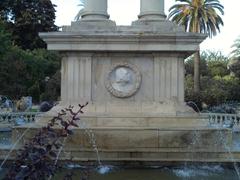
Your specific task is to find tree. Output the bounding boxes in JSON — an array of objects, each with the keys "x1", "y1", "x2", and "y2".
[
  {"x1": 203, "y1": 51, "x2": 229, "y2": 77},
  {"x1": 228, "y1": 58, "x2": 240, "y2": 78},
  {"x1": 0, "y1": 1, "x2": 10, "y2": 21},
  {"x1": 168, "y1": 0, "x2": 224, "y2": 92},
  {"x1": 230, "y1": 36, "x2": 240, "y2": 58},
  {"x1": 0, "y1": 47, "x2": 60, "y2": 102},
  {"x1": 185, "y1": 55, "x2": 208, "y2": 76},
  {"x1": 0, "y1": 4, "x2": 61, "y2": 102},
  {"x1": 185, "y1": 50, "x2": 229, "y2": 79},
  {"x1": 228, "y1": 37, "x2": 240, "y2": 77},
  {"x1": 0, "y1": 20, "x2": 11, "y2": 55},
  {"x1": 0, "y1": 0, "x2": 58, "y2": 50}
]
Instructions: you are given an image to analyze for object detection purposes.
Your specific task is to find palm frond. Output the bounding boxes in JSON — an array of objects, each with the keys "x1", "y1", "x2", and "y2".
[
  {"x1": 168, "y1": 0, "x2": 224, "y2": 38},
  {"x1": 75, "y1": 0, "x2": 85, "y2": 21}
]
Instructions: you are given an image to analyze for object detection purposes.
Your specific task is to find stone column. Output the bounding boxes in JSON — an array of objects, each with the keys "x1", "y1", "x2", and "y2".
[
  {"x1": 139, "y1": 0, "x2": 165, "y2": 20},
  {"x1": 81, "y1": 0, "x2": 109, "y2": 20}
]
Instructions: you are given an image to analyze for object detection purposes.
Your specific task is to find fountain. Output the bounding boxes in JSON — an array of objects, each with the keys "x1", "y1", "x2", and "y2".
[{"x1": 1, "y1": 0, "x2": 240, "y2": 178}]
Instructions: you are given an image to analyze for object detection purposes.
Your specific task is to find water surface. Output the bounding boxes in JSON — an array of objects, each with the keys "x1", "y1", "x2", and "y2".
[{"x1": 53, "y1": 165, "x2": 239, "y2": 180}]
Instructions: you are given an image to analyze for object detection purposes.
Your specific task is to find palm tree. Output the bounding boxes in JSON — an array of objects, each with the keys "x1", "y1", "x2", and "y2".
[{"x1": 168, "y1": 0, "x2": 224, "y2": 93}]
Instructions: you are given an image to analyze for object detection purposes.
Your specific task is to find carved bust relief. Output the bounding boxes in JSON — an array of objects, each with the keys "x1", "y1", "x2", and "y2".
[{"x1": 105, "y1": 63, "x2": 142, "y2": 98}]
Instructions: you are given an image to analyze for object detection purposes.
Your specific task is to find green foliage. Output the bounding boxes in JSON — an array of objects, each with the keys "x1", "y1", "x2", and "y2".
[
  {"x1": 228, "y1": 37, "x2": 240, "y2": 77},
  {"x1": 208, "y1": 61, "x2": 229, "y2": 77},
  {"x1": 40, "y1": 71, "x2": 61, "y2": 102},
  {"x1": 0, "y1": 14, "x2": 60, "y2": 103},
  {"x1": 221, "y1": 75, "x2": 240, "y2": 101},
  {"x1": 185, "y1": 50, "x2": 240, "y2": 108},
  {"x1": 202, "y1": 76, "x2": 240, "y2": 106},
  {"x1": 231, "y1": 36, "x2": 240, "y2": 58},
  {"x1": 185, "y1": 75, "x2": 203, "y2": 110},
  {"x1": 185, "y1": 56, "x2": 208, "y2": 76},
  {"x1": 0, "y1": 0, "x2": 58, "y2": 50},
  {"x1": 28, "y1": 81, "x2": 40, "y2": 102},
  {"x1": 203, "y1": 51, "x2": 229, "y2": 77},
  {"x1": 168, "y1": 0, "x2": 224, "y2": 37},
  {"x1": 185, "y1": 51, "x2": 229, "y2": 77},
  {"x1": 185, "y1": 74, "x2": 240, "y2": 108},
  {"x1": 0, "y1": 2, "x2": 60, "y2": 102},
  {"x1": 0, "y1": 46, "x2": 30, "y2": 98},
  {"x1": 0, "y1": 1, "x2": 13, "y2": 23},
  {"x1": 201, "y1": 51, "x2": 228, "y2": 62},
  {"x1": 0, "y1": 46, "x2": 60, "y2": 102},
  {"x1": 201, "y1": 76, "x2": 229, "y2": 106},
  {"x1": 228, "y1": 57, "x2": 240, "y2": 77},
  {"x1": 27, "y1": 49, "x2": 60, "y2": 83},
  {"x1": 0, "y1": 20, "x2": 11, "y2": 55}
]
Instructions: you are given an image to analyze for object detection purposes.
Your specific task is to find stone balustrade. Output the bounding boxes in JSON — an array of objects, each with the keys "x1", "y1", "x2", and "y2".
[
  {"x1": 0, "y1": 112, "x2": 41, "y2": 126},
  {"x1": 201, "y1": 113, "x2": 240, "y2": 128}
]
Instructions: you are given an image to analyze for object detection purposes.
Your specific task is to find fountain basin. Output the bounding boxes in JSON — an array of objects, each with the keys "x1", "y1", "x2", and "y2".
[{"x1": 6, "y1": 116, "x2": 237, "y2": 164}]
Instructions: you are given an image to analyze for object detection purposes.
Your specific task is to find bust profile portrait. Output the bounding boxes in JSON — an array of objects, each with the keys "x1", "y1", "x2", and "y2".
[
  {"x1": 112, "y1": 67, "x2": 131, "y2": 92},
  {"x1": 105, "y1": 63, "x2": 141, "y2": 98}
]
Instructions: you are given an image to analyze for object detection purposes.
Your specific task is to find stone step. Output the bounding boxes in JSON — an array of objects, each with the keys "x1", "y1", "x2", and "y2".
[
  {"x1": 1, "y1": 147, "x2": 240, "y2": 163},
  {"x1": 12, "y1": 126, "x2": 232, "y2": 152},
  {"x1": 36, "y1": 114, "x2": 209, "y2": 128}
]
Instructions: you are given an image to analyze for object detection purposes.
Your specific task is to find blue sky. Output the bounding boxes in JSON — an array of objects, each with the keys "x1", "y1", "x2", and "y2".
[{"x1": 51, "y1": 0, "x2": 240, "y2": 56}]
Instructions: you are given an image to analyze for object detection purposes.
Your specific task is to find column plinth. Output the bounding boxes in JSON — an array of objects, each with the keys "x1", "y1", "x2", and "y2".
[
  {"x1": 71, "y1": 0, "x2": 116, "y2": 29},
  {"x1": 81, "y1": 0, "x2": 109, "y2": 20},
  {"x1": 138, "y1": 0, "x2": 166, "y2": 20}
]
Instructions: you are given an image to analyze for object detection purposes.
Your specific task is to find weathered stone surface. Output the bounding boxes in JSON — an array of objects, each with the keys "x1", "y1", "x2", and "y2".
[
  {"x1": 81, "y1": 0, "x2": 109, "y2": 20},
  {"x1": 40, "y1": 19, "x2": 205, "y2": 115},
  {"x1": 33, "y1": 1, "x2": 224, "y2": 164},
  {"x1": 10, "y1": 125, "x2": 234, "y2": 163},
  {"x1": 139, "y1": 0, "x2": 165, "y2": 20}
]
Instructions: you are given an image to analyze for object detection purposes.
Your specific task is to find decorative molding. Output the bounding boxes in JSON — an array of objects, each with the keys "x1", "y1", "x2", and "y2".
[{"x1": 105, "y1": 63, "x2": 142, "y2": 98}]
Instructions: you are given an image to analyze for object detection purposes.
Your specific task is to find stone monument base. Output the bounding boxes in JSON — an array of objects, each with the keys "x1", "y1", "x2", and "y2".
[
  {"x1": 6, "y1": 114, "x2": 239, "y2": 164},
  {"x1": 36, "y1": 101, "x2": 199, "y2": 126}
]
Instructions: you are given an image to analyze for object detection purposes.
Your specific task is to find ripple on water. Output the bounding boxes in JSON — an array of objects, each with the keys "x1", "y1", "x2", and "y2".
[
  {"x1": 97, "y1": 165, "x2": 113, "y2": 174},
  {"x1": 172, "y1": 165, "x2": 224, "y2": 178}
]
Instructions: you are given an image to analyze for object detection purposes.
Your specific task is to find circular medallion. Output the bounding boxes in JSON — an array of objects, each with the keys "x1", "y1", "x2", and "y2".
[{"x1": 105, "y1": 63, "x2": 142, "y2": 98}]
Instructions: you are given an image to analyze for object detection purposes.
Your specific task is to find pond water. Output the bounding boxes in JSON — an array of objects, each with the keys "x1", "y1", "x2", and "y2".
[
  {"x1": 0, "y1": 164, "x2": 238, "y2": 179},
  {"x1": 52, "y1": 164, "x2": 239, "y2": 180}
]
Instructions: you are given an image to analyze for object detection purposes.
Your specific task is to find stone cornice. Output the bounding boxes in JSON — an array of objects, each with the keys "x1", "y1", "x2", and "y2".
[{"x1": 39, "y1": 31, "x2": 206, "y2": 53}]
